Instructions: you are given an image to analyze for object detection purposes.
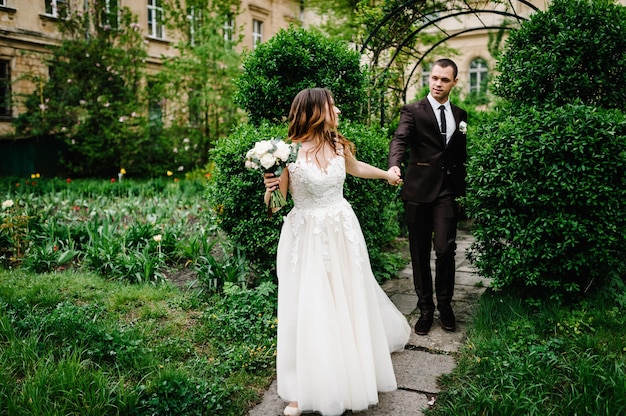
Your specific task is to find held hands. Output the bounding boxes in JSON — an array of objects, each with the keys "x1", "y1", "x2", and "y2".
[
  {"x1": 264, "y1": 172, "x2": 280, "y2": 192},
  {"x1": 386, "y1": 167, "x2": 403, "y2": 186}
]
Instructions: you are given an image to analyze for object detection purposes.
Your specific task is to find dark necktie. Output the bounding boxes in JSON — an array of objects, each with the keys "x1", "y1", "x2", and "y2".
[{"x1": 439, "y1": 105, "x2": 447, "y2": 145}]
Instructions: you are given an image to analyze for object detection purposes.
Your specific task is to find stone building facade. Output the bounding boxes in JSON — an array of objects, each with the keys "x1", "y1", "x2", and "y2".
[{"x1": 0, "y1": 0, "x2": 301, "y2": 136}]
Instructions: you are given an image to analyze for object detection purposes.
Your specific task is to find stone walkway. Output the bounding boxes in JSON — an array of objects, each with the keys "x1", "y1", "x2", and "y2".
[{"x1": 248, "y1": 229, "x2": 488, "y2": 416}]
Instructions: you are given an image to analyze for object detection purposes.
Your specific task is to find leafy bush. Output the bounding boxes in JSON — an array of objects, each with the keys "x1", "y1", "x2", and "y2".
[
  {"x1": 13, "y1": 6, "x2": 156, "y2": 178},
  {"x1": 209, "y1": 121, "x2": 402, "y2": 282},
  {"x1": 463, "y1": 103, "x2": 626, "y2": 300},
  {"x1": 201, "y1": 282, "x2": 278, "y2": 374},
  {"x1": 466, "y1": 0, "x2": 626, "y2": 302},
  {"x1": 427, "y1": 291, "x2": 626, "y2": 415},
  {"x1": 493, "y1": 0, "x2": 626, "y2": 109},
  {"x1": 234, "y1": 26, "x2": 367, "y2": 125}
]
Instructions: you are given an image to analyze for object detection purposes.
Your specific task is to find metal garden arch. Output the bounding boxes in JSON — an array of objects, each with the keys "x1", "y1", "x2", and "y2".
[{"x1": 359, "y1": 0, "x2": 540, "y2": 125}]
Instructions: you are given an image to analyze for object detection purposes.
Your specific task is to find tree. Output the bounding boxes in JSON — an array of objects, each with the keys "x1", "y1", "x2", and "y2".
[
  {"x1": 13, "y1": 1, "x2": 151, "y2": 177},
  {"x1": 464, "y1": 0, "x2": 626, "y2": 302},
  {"x1": 493, "y1": 0, "x2": 626, "y2": 110},
  {"x1": 156, "y1": 0, "x2": 244, "y2": 173},
  {"x1": 233, "y1": 27, "x2": 368, "y2": 125}
]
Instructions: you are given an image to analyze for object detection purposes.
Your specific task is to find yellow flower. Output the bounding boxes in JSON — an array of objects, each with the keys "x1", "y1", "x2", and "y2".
[
  {"x1": 35, "y1": 173, "x2": 40, "y2": 178},
  {"x1": 30, "y1": 174, "x2": 36, "y2": 179},
  {"x1": 166, "y1": 171, "x2": 173, "y2": 176},
  {"x1": 120, "y1": 168, "x2": 126, "y2": 175}
]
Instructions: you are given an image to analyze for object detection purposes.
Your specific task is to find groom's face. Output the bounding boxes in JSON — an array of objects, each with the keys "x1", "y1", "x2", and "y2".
[{"x1": 429, "y1": 64, "x2": 457, "y2": 104}]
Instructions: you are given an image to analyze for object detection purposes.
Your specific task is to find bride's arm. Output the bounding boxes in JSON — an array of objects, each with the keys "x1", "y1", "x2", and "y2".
[
  {"x1": 263, "y1": 168, "x2": 290, "y2": 205},
  {"x1": 345, "y1": 153, "x2": 402, "y2": 186}
]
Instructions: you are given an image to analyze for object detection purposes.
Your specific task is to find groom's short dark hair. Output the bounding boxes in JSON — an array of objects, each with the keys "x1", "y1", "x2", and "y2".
[{"x1": 434, "y1": 58, "x2": 458, "y2": 79}]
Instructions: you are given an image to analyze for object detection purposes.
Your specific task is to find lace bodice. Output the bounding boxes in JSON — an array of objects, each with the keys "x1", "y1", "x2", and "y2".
[
  {"x1": 283, "y1": 154, "x2": 363, "y2": 273},
  {"x1": 288, "y1": 155, "x2": 346, "y2": 209}
]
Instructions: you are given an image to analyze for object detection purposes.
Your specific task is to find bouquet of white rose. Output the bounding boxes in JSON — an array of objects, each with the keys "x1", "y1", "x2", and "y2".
[{"x1": 245, "y1": 137, "x2": 300, "y2": 215}]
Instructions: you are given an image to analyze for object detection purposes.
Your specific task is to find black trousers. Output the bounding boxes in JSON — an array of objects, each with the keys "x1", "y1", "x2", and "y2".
[{"x1": 404, "y1": 188, "x2": 458, "y2": 313}]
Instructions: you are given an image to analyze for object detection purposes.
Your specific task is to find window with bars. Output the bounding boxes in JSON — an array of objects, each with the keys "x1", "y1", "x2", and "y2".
[
  {"x1": 421, "y1": 63, "x2": 432, "y2": 89},
  {"x1": 148, "y1": 81, "x2": 163, "y2": 129},
  {"x1": 187, "y1": 7, "x2": 202, "y2": 45},
  {"x1": 0, "y1": 60, "x2": 11, "y2": 118},
  {"x1": 101, "y1": 0, "x2": 119, "y2": 29},
  {"x1": 252, "y1": 19, "x2": 263, "y2": 48},
  {"x1": 223, "y1": 14, "x2": 234, "y2": 44},
  {"x1": 469, "y1": 58, "x2": 489, "y2": 94},
  {"x1": 45, "y1": 0, "x2": 68, "y2": 18},
  {"x1": 147, "y1": 0, "x2": 164, "y2": 39}
]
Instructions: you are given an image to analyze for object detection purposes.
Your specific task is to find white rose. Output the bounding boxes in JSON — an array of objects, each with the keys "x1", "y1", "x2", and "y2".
[
  {"x1": 260, "y1": 153, "x2": 277, "y2": 170},
  {"x1": 273, "y1": 141, "x2": 291, "y2": 161},
  {"x1": 459, "y1": 121, "x2": 467, "y2": 134},
  {"x1": 245, "y1": 160, "x2": 258, "y2": 170},
  {"x1": 2, "y1": 199, "x2": 14, "y2": 209},
  {"x1": 254, "y1": 140, "x2": 273, "y2": 155}
]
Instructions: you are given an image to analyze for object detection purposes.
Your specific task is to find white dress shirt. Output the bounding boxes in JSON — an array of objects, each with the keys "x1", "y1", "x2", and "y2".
[{"x1": 427, "y1": 93, "x2": 455, "y2": 145}]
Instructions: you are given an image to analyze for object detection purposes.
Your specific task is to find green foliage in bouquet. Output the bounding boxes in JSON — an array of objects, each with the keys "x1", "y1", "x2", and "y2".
[
  {"x1": 208, "y1": 121, "x2": 402, "y2": 283},
  {"x1": 233, "y1": 26, "x2": 367, "y2": 125},
  {"x1": 463, "y1": 103, "x2": 626, "y2": 301}
]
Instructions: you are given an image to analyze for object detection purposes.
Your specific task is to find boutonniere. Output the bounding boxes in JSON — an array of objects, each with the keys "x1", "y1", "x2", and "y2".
[{"x1": 459, "y1": 121, "x2": 467, "y2": 134}]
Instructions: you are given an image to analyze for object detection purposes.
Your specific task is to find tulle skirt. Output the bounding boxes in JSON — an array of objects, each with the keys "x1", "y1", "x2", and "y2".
[{"x1": 276, "y1": 201, "x2": 411, "y2": 415}]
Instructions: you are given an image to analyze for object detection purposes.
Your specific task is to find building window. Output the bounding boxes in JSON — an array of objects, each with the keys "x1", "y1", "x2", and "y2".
[
  {"x1": 187, "y1": 7, "x2": 202, "y2": 46},
  {"x1": 420, "y1": 62, "x2": 432, "y2": 89},
  {"x1": 252, "y1": 19, "x2": 263, "y2": 48},
  {"x1": 45, "y1": 0, "x2": 68, "y2": 19},
  {"x1": 0, "y1": 60, "x2": 11, "y2": 118},
  {"x1": 101, "y1": 0, "x2": 119, "y2": 29},
  {"x1": 469, "y1": 58, "x2": 489, "y2": 95},
  {"x1": 148, "y1": 81, "x2": 163, "y2": 129},
  {"x1": 147, "y1": 0, "x2": 164, "y2": 39},
  {"x1": 223, "y1": 14, "x2": 234, "y2": 43},
  {"x1": 0, "y1": 0, "x2": 6, "y2": 6}
]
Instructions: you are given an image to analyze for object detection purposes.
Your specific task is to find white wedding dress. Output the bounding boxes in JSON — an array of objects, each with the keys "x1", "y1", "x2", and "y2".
[{"x1": 276, "y1": 152, "x2": 411, "y2": 415}]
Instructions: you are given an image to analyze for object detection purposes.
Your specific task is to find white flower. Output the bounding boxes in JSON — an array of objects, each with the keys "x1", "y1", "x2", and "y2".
[
  {"x1": 245, "y1": 160, "x2": 258, "y2": 170},
  {"x1": 273, "y1": 141, "x2": 291, "y2": 162},
  {"x1": 254, "y1": 140, "x2": 273, "y2": 156},
  {"x1": 2, "y1": 199, "x2": 14, "y2": 209},
  {"x1": 152, "y1": 234, "x2": 162, "y2": 243},
  {"x1": 459, "y1": 121, "x2": 467, "y2": 134},
  {"x1": 259, "y1": 153, "x2": 277, "y2": 170}
]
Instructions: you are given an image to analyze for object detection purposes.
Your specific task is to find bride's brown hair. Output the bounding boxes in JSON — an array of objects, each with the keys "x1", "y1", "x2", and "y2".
[{"x1": 287, "y1": 88, "x2": 355, "y2": 159}]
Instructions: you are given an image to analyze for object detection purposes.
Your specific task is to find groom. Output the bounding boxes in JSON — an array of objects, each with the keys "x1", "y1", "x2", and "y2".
[{"x1": 388, "y1": 58, "x2": 468, "y2": 335}]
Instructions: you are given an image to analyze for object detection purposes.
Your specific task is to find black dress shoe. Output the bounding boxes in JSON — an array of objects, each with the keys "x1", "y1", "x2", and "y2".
[
  {"x1": 439, "y1": 306, "x2": 456, "y2": 331},
  {"x1": 414, "y1": 311, "x2": 434, "y2": 335}
]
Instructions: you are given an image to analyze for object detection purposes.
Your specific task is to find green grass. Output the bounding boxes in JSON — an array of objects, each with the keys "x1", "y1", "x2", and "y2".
[
  {"x1": 0, "y1": 268, "x2": 277, "y2": 415},
  {"x1": 427, "y1": 289, "x2": 626, "y2": 416}
]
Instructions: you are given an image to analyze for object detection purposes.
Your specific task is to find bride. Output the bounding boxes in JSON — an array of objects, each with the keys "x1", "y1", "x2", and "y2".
[{"x1": 263, "y1": 88, "x2": 411, "y2": 416}]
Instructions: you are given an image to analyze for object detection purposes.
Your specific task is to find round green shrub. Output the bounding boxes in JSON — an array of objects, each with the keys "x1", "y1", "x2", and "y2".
[
  {"x1": 233, "y1": 27, "x2": 367, "y2": 125},
  {"x1": 493, "y1": 0, "x2": 626, "y2": 110},
  {"x1": 208, "y1": 121, "x2": 401, "y2": 283},
  {"x1": 463, "y1": 103, "x2": 626, "y2": 299}
]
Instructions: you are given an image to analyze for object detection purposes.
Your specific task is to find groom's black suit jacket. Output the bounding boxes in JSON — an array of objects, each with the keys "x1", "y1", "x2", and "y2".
[{"x1": 388, "y1": 97, "x2": 468, "y2": 203}]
